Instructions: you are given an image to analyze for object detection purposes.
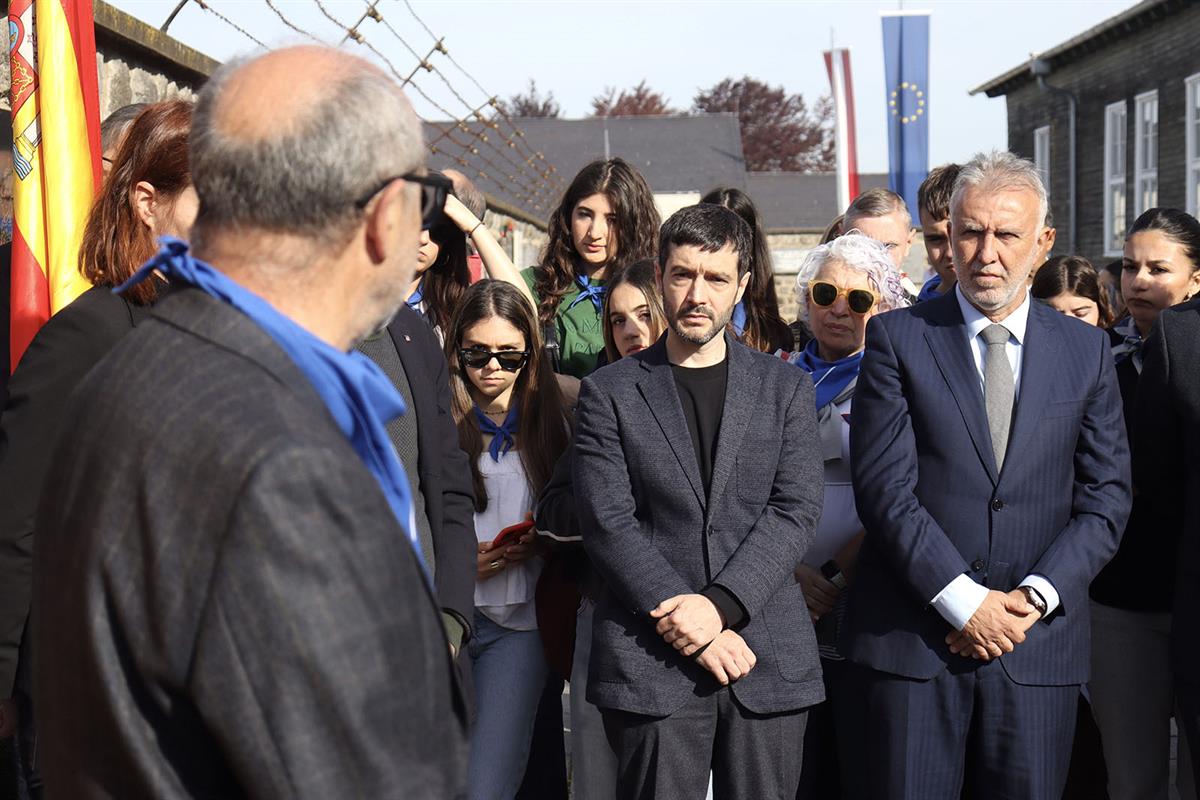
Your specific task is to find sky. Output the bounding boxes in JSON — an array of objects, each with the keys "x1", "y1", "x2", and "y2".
[{"x1": 112, "y1": 0, "x2": 1137, "y2": 174}]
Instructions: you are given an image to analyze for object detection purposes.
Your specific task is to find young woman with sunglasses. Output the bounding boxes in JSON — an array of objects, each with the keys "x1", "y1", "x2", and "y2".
[
  {"x1": 522, "y1": 158, "x2": 660, "y2": 386},
  {"x1": 445, "y1": 280, "x2": 570, "y2": 800},
  {"x1": 782, "y1": 233, "x2": 910, "y2": 798}
]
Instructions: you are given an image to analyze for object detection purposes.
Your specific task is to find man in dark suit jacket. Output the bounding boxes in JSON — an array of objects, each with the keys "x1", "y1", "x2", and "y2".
[
  {"x1": 573, "y1": 204, "x2": 824, "y2": 799},
  {"x1": 367, "y1": 308, "x2": 477, "y2": 654},
  {"x1": 843, "y1": 151, "x2": 1131, "y2": 799},
  {"x1": 1133, "y1": 296, "x2": 1200, "y2": 788},
  {"x1": 30, "y1": 46, "x2": 467, "y2": 798}
]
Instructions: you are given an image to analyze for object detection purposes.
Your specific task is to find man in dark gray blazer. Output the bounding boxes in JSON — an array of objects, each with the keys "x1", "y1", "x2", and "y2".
[
  {"x1": 843, "y1": 151, "x2": 1130, "y2": 799},
  {"x1": 573, "y1": 204, "x2": 824, "y2": 799},
  {"x1": 30, "y1": 46, "x2": 467, "y2": 798}
]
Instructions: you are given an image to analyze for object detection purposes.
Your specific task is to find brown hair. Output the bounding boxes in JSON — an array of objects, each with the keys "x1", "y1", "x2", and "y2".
[
  {"x1": 602, "y1": 259, "x2": 667, "y2": 363},
  {"x1": 844, "y1": 187, "x2": 910, "y2": 229},
  {"x1": 533, "y1": 158, "x2": 660, "y2": 325},
  {"x1": 700, "y1": 187, "x2": 792, "y2": 352},
  {"x1": 917, "y1": 163, "x2": 962, "y2": 223},
  {"x1": 81, "y1": 100, "x2": 193, "y2": 305},
  {"x1": 1031, "y1": 255, "x2": 1115, "y2": 328},
  {"x1": 445, "y1": 280, "x2": 570, "y2": 512}
]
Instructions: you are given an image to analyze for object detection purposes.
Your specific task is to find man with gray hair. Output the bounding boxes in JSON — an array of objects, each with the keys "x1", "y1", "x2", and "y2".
[
  {"x1": 840, "y1": 186, "x2": 915, "y2": 272},
  {"x1": 30, "y1": 46, "x2": 467, "y2": 799},
  {"x1": 841, "y1": 150, "x2": 1129, "y2": 798}
]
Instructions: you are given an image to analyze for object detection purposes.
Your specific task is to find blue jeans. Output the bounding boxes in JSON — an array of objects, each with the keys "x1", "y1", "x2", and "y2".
[{"x1": 467, "y1": 610, "x2": 548, "y2": 800}]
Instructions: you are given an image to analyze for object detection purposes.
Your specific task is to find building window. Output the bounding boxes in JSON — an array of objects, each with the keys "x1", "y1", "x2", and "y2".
[
  {"x1": 1034, "y1": 126, "x2": 1051, "y2": 202},
  {"x1": 1134, "y1": 90, "x2": 1158, "y2": 218},
  {"x1": 1103, "y1": 101, "x2": 1127, "y2": 256},
  {"x1": 1187, "y1": 74, "x2": 1200, "y2": 216}
]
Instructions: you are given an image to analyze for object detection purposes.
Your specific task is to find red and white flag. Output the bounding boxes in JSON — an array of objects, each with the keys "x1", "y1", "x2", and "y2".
[{"x1": 823, "y1": 48, "x2": 860, "y2": 214}]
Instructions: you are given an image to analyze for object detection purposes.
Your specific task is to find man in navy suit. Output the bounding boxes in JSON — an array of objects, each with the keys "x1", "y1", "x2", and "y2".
[{"x1": 842, "y1": 151, "x2": 1131, "y2": 798}]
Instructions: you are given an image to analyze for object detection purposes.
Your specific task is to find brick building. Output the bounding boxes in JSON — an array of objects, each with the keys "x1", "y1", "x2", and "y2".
[{"x1": 973, "y1": 0, "x2": 1200, "y2": 266}]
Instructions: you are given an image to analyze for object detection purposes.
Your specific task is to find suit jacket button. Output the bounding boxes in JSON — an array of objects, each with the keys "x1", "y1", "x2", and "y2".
[
  {"x1": 972, "y1": 559, "x2": 986, "y2": 572},
  {"x1": 991, "y1": 499, "x2": 1004, "y2": 511}
]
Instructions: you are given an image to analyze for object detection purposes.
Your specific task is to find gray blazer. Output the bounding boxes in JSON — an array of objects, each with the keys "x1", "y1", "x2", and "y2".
[
  {"x1": 32, "y1": 288, "x2": 468, "y2": 799},
  {"x1": 573, "y1": 333, "x2": 825, "y2": 717}
]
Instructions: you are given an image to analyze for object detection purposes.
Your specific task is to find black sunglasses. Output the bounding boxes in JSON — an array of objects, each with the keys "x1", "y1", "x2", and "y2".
[
  {"x1": 355, "y1": 171, "x2": 452, "y2": 230},
  {"x1": 458, "y1": 347, "x2": 530, "y2": 372},
  {"x1": 808, "y1": 281, "x2": 878, "y2": 315}
]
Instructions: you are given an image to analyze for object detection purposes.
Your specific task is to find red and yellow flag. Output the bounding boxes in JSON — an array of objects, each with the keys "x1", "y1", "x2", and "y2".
[{"x1": 7, "y1": 0, "x2": 102, "y2": 371}]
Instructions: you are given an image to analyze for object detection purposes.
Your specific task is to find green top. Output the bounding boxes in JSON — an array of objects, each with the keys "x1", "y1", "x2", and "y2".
[{"x1": 521, "y1": 266, "x2": 607, "y2": 379}]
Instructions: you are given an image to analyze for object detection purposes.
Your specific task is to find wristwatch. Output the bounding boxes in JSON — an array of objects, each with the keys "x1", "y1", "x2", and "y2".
[{"x1": 1019, "y1": 585, "x2": 1048, "y2": 617}]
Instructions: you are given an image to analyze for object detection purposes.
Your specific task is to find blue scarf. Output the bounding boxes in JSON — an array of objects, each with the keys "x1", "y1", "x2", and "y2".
[
  {"x1": 917, "y1": 275, "x2": 943, "y2": 303},
  {"x1": 474, "y1": 404, "x2": 519, "y2": 461},
  {"x1": 793, "y1": 339, "x2": 864, "y2": 410},
  {"x1": 566, "y1": 274, "x2": 605, "y2": 312},
  {"x1": 116, "y1": 238, "x2": 425, "y2": 570},
  {"x1": 1111, "y1": 316, "x2": 1145, "y2": 373},
  {"x1": 731, "y1": 300, "x2": 748, "y2": 337},
  {"x1": 406, "y1": 280, "x2": 425, "y2": 313}
]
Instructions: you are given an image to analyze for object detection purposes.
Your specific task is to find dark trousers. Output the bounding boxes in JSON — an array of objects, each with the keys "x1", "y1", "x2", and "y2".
[
  {"x1": 601, "y1": 687, "x2": 807, "y2": 800},
  {"x1": 1178, "y1": 679, "x2": 1200, "y2": 790},
  {"x1": 840, "y1": 659, "x2": 1078, "y2": 800},
  {"x1": 797, "y1": 657, "x2": 845, "y2": 799}
]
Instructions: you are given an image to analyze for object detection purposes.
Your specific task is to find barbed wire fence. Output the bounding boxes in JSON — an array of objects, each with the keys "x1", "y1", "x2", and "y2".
[{"x1": 186, "y1": 0, "x2": 564, "y2": 216}]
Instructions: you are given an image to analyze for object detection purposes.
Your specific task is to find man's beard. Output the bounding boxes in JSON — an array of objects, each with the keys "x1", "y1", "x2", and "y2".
[
  {"x1": 669, "y1": 301, "x2": 733, "y2": 346},
  {"x1": 960, "y1": 252, "x2": 1037, "y2": 313}
]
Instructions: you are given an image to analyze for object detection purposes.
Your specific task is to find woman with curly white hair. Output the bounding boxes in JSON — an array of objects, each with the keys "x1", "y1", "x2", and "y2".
[{"x1": 787, "y1": 231, "x2": 911, "y2": 798}]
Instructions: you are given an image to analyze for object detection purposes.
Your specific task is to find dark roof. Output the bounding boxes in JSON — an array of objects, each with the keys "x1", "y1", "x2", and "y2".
[
  {"x1": 971, "y1": 0, "x2": 1184, "y2": 97},
  {"x1": 424, "y1": 114, "x2": 747, "y2": 222},
  {"x1": 746, "y1": 172, "x2": 890, "y2": 232}
]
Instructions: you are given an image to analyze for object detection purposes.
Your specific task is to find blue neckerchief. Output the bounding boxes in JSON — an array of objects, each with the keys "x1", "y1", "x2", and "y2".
[
  {"x1": 116, "y1": 238, "x2": 425, "y2": 572},
  {"x1": 566, "y1": 274, "x2": 605, "y2": 312},
  {"x1": 917, "y1": 275, "x2": 943, "y2": 302},
  {"x1": 793, "y1": 339, "x2": 864, "y2": 410},
  {"x1": 1111, "y1": 316, "x2": 1144, "y2": 372},
  {"x1": 474, "y1": 404, "x2": 519, "y2": 461},
  {"x1": 406, "y1": 280, "x2": 425, "y2": 313},
  {"x1": 731, "y1": 300, "x2": 748, "y2": 337}
]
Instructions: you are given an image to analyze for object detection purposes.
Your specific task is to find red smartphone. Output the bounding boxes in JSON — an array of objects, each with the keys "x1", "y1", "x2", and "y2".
[{"x1": 491, "y1": 518, "x2": 535, "y2": 550}]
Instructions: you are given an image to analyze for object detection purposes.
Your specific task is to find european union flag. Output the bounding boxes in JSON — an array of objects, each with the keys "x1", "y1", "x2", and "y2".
[{"x1": 882, "y1": 11, "x2": 930, "y2": 222}]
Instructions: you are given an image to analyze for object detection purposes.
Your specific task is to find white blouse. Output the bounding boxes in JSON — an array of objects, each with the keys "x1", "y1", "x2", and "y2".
[{"x1": 474, "y1": 451, "x2": 541, "y2": 631}]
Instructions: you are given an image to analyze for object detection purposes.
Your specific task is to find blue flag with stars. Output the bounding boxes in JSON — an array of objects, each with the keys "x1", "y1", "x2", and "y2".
[{"x1": 882, "y1": 11, "x2": 930, "y2": 222}]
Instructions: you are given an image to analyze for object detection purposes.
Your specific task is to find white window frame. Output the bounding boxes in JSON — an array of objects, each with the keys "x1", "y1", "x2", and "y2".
[
  {"x1": 1186, "y1": 74, "x2": 1200, "y2": 216},
  {"x1": 1134, "y1": 90, "x2": 1159, "y2": 218},
  {"x1": 1033, "y1": 125, "x2": 1051, "y2": 202},
  {"x1": 1103, "y1": 100, "x2": 1128, "y2": 257}
]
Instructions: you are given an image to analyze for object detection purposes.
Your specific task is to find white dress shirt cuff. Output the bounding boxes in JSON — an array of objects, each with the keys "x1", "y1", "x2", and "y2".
[
  {"x1": 930, "y1": 574, "x2": 989, "y2": 631},
  {"x1": 1019, "y1": 574, "x2": 1060, "y2": 616}
]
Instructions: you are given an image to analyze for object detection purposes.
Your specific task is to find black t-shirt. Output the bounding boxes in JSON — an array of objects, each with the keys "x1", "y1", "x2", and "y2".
[
  {"x1": 671, "y1": 358, "x2": 728, "y2": 497},
  {"x1": 671, "y1": 356, "x2": 746, "y2": 629}
]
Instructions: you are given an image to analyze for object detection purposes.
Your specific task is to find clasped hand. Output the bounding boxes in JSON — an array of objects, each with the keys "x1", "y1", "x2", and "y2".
[
  {"x1": 650, "y1": 594, "x2": 724, "y2": 656},
  {"x1": 946, "y1": 589, "x2": 1041, "y2": 661}
]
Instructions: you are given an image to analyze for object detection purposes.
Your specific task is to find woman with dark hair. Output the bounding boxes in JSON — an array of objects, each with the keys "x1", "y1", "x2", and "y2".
[
  {"x1": 601, "y1": 259, "x2": 667, "y2": 363},
  {"x1": 700, "y1": 187, "x2": 792, "y2": 352},
  {"x1": 1089, "y1": 207, "x2": 1200, "y2": 800},
  {"x1": 521, "y1": 158, "x2": 660, "y2": 382},
  {"x1": 405, "y1": 172, "x2": 528, "y2": 342},
  {"x1": 0, "y1": 98, "x2": 195, "y2": 791},
  {"x1": 532, "y1": 261, "x2": 668, "y2": 800},
  {"x1": 445, "y1": 280, "x2": 570, "y2": 800},
  {"x1": 1032, "y1": 255, "x2": 1115, "y2": 328}
]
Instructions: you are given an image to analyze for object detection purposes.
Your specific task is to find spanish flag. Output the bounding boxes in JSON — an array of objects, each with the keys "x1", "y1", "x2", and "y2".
[{"x1": 7, "y1": 0, "x2": 102, "y2": 371}]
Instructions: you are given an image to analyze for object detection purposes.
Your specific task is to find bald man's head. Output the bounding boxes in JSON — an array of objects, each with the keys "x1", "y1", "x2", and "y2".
[{"x1": 189, "y1": 46, "x2": 423, "y2": 250}]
